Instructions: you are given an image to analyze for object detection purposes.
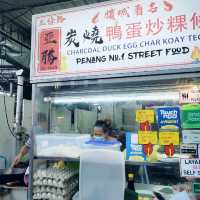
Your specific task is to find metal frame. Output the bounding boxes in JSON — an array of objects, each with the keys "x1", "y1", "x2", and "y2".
[
  {"x1": 31, "y1": 63, "x2": 200, "y2": 84},
  {"x1": 29, "y1": 70, "x2": 200, "y2": 199}
]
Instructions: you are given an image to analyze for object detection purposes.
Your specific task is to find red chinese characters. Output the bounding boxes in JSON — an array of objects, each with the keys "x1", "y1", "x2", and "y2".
[
  {"x1": 148, "y1": 2, "x2": 158, "y2": 13},
  {"x1": 118, "y1": 8, "x2": 130, "y2": 18},
  {"x1": 135, "y1": 4, "x2": 143, "y2": 16},
  {"x1": 163, "y1": 1, "x2": 173, "y2": 12},
  {"x1": 190, "y1": 13, "x2": 200, "y2": 30},
  {"x1": 38, "y1": 15, "x2": 65, "y2": 26},
  {"x1": 106, "y1": 26, "x2": 122, "y2": 41},
  {"x1": 105, "y1": 8, "x2": 115, "y2": 20},
  {"x1": 38, "y1": 29, "x2": 60, "y2": 72},
  {"x1": 146, "y1": 18, "x2": 164, "y2": 36},
  {"x1": 126, "y1": 23, "x2": 142, "y2": 38},
  {"x1": 167, "y1": 15, "x2": 187, "y2": 33}
]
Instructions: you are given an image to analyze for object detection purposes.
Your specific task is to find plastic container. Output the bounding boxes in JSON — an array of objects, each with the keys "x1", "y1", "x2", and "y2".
[
  {"x1": 34, "y1": 134, "x2": 90, "y2": 157},
  {"x1": 83, "y1": 139, "x2": 121, "y2": 151},
  {"x1": 79, "y1": 149, "x2": 125, "y2": 200}
]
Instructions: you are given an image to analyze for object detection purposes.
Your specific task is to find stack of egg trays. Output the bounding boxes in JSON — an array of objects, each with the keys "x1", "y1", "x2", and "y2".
[{"x1": 33, "y1": 167, "x2": 79, "y2": 200}]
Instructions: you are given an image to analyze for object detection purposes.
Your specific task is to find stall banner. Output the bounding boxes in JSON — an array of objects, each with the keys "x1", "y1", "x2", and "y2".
[
  {"x1": 180, "y1": 158, "x2": 200, "y2": 177},
  {"x1": 138, "y1": 131, "x2": 158, "y2": 144},
  {"x1": 159, "y1": 131, "x2": 179, "y2": 145},
  {"x1": 126, "y1": 132, "x2": 146, "y2": 161},
  {"x1": 157, "y1": 107, "x2": 180, "y2": 129},
  {"x1": 136, "y1": 110, "x2": 154, "y2": 123},
  {"x1": 182, "y1": 130, "x2": 200, "y2": 144},
  {"x1": 182, "y1": 105, "x2": 200, "y2": 129},
  {"x1": 31, "y1": 0, "x2": 200, "y2": 81}
]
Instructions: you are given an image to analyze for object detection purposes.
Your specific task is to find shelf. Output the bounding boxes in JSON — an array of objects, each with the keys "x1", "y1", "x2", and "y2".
[
  {"x1": 34, "y1": 156, "x2": 79, "y2": 162},
  {"x1": 125, "y1": 160, "x2": 179, "y2": 166},
  {"x1": 34, "y1": 156, "x2": 179, "y2": 166}
]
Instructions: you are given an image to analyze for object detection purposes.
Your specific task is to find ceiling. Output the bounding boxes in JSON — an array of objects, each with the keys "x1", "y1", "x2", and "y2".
[
  {"x1": 0, "y1": 0, "x2": 107, "y2": 35},
  {"x1": 0, "y1": 0, "x2": 107, "y2": 98}
]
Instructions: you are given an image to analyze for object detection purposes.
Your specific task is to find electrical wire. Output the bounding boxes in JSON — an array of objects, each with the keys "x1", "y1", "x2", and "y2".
[
  {"x1": 3, "y1": 93, "x2": 17, "y2": 138},
  {"x1": 1, "y1": 55, "x2": 17, "y2": 138}
]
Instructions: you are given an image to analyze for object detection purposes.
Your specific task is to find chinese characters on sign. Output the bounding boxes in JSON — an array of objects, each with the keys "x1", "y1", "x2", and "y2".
[
  {"x1": 65, "y1": 29, "x2": 79, "y2": 47},
  {"x1": 31, "y1": 0, "x2": 200, "y2": 80},
  {"x1": 39, "y1": 29, "x2": 60, "y2": 72}
]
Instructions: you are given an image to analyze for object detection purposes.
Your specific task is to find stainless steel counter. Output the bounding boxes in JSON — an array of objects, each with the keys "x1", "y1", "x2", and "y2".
[{"x1": 0, "y1": 186, "x2": 27, "y2": 200}]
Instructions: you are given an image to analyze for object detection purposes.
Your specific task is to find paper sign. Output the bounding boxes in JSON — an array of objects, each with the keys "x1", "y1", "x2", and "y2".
[
  {"x1": 136, "y1": 110, "x2": 154, "y2": 123},
  {"x1": 157, "y1": 107, "x2": 180, "y2": 129},
  {"x1": 182, "y1": 105, "x2": 200, "y2": 128},
  {"x1": 138, "y1": 131, "x2": 158, "y2": 144},
  {"x1": 38, "y1": 29, "x2": 61, "y2": 72},
  {"x1": 180, "y1": 89, "x2": 200, "y2": 104},
  {"x1": 159, "y1": 132, "x2": 179, "y2": 145},
  {"x1": 181, "y1": 144, "x2": 197, "y2": 155},
  {"x1": 126, "y1": 132, "x2": 146, "y2": 161},
  {"x1": 180, "y1": 158, "x2": 200, "y2": 177},
  {"x1": 193, "y1": 183, "x2": 200, "y2": 193},
  {"x1": 182, "y1": 130, "x2": 200, "y2": 144}
]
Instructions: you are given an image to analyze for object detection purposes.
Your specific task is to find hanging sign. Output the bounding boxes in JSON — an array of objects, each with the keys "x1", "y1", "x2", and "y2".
[
  {"x1": 138, "y1": 131, "x2": 158, "y2": 144},
  {"x1": 31, "y1": 0, "x2": 200, "y2": 82},
  {"x1": 136, "y1": 110, "x2": 154, "y2": 123},
  {"x1": 180, "y1": 158, "x2": 200, "y2": 177},
  {"x1": 157, "y1": 107, "x2": 180, "y2": 129},
  {"x1": 159, "y1": 132, "x2": 179, "y2": 145}
]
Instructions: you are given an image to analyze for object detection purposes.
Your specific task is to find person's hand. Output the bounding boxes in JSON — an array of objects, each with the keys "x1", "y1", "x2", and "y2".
[{"x1": 11, "y1": 153, "x2": 22, "y2": 168}]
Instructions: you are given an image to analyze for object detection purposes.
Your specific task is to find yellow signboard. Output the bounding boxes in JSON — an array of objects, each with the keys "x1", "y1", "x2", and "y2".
[
  {"x1": 136, "y1": 110, "x2": 155, "y2": 123},
  {"x1": 138, "y1": 131, "x2": 158, "y2": 144},
  {"x1": 159, "y1": 132, "x2": 180, "y2": 145}
]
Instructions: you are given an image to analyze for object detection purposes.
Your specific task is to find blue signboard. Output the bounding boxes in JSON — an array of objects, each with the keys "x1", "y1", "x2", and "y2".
[
  {"x1": 157, "y1": 107, "x2": 180, "y2": 129},
  {"x1": 126, "y1": 132, "x2": 146, "y2": 161}
]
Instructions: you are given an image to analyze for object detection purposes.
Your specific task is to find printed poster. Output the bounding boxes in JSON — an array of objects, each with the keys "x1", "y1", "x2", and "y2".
[
  {"x1": 157, "y1": 107, "x2": 180, "y2": 129},
  {"x1": 126, "y1": 132, "x2": 146, "y2": 161},
  {"x1": 182, "y1": 104, "x2": 200, "y2": 128}
]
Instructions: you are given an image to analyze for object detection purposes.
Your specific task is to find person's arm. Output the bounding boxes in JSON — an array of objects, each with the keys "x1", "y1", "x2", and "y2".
[{"x1": 11, "y1": 145, "x2": 29, "y2": 168}]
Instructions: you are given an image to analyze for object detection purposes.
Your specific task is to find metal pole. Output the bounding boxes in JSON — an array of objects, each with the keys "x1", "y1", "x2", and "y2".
[
  {"x1": 16, "y1": 74, "x2": 24, "y2": 128},
  {"x1": 15, "y1": 70, "x2": 24, "y2": 153}
]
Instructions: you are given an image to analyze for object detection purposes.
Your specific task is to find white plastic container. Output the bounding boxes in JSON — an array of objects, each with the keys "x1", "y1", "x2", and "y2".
[
  {"x1": 34, "y1": 134, "x2": 90, "y2": 157},
  {"x1": 79, "y1": 149, "x2": 125, "y2": 200}
]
